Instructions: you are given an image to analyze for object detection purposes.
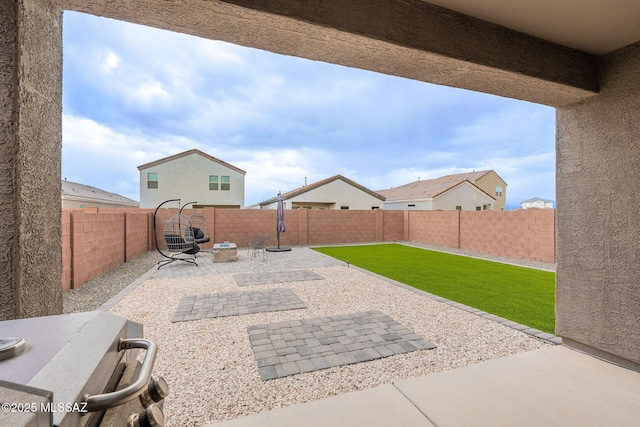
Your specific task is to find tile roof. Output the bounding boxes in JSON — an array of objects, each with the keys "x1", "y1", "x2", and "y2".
[
  {"x1": 61, "y1": 180, "x2": 139, "y2": 206},
  {"x1": 259, "y1": 175, "x2": 386, "y2": 206},
  {"x1": 137, "y1": 149, "x2": 246, "y2": 175},
  {"x1": 377, "y1": 170, "x2": 495, "y2": 201}
]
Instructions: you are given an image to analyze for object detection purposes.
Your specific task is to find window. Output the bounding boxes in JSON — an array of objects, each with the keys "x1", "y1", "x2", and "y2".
[
  {"x1": 456, "y1": 205, "x2": 462, "y2": 210},
  {"x1": 341, "y1": 206, "x2": 350, "y2": 210},
  {"x1": 495, "y1": 186, "x2": 503, "y2": 197},
  {"x1": 371, "y1": 206, "x2": 379, "y2": 210},
  {"x1": 476, "y1": 206, "x2": 482, "y2": 211},
  {"x1": 209, "y1": 175, "x2": 218, "y2": 190},
  {"x1": 221, "y1": 175, "x2": 230, "y2": 191},
  {"x1": 147, "y1": 173, "x2": 158, "y2": 189}
]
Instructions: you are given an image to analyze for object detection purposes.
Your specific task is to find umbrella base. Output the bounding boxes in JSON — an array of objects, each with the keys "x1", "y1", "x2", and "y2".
[{"x1": 266, "y1": 247, "x2": 292, "y2": 252}]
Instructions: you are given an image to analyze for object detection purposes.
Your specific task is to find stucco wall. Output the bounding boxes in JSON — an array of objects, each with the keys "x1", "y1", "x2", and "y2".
[
  {"x1": 384, "y1": 200, "x2": 434, "y2": 210},
  {"x1": 0, "y1": 0, "x2": 63, "y2": 319},
  {"x1": 383, "y1": 183, "x2": 494, "y2": 211},
  {"x1": 433, "y1": 182, "x2": 495, "y2": 211},
  {"x1": 264, "y1": 179, "x2": 384, "y2": 210},
  {"x1": 556, "y1": 43, "x2": 640, "y2": 368},
  {"x1": 0, "y1": 0, "x2": 19, "y2": 317},
  {"x1": 475, "y1": 172, "x2": 507, "y2": 211},
  {"x1": 139, "y1": 152, "x2": 245, "y2": 209},
  {"x1": 55, "y1": 0, "x2": 597, "y2": 107}
]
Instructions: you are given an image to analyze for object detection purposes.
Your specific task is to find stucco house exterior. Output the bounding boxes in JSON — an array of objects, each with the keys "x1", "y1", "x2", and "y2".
[
  {"x1": 378, "y1": 170, "x2": 505, "y2": 211},
  {"x1": 521, "y1": 197, "x2": 554, "y2": 209},
  {"x1": 61, "y1": 179, "x2": 139, "y2": 209},
  {"x1": 137, "y1": 149, "x2": 246, "y2": 209},
  {"x1": 259, "y1": 175, "x2": 385, "y2": 210}
]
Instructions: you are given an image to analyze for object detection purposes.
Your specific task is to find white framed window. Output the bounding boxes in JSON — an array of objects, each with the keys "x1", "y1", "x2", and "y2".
[
  {"x1": 495, "y1": 186, "x2": 503, "y2": 197},
  {"x1": 209, "y1": 175, "x2": 218, "y2": 190},
  {"x1": 221, "y1": 175, "x2": 230, "y2": 191},
  {"x1": 147, "y1": 173, "x2": 158, "y2": 189}
]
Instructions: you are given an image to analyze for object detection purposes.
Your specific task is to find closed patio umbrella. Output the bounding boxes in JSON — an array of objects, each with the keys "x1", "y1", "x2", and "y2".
[{"x1": 267, "y1": 192, "x2": 291, "y2": 252}]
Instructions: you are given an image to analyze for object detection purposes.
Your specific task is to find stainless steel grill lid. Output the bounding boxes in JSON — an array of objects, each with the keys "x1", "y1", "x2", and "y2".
[{"x1": 0, "y1": 337, "x2": 25, "y2": 361}]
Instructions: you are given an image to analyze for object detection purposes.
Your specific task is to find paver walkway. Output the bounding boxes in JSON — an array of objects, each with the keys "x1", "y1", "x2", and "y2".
[
  {"x1": 234, "y1": 269, "x2": 324, "y2": 286},
  {"x1": 152, "y1": 247, "x2": 342, "y2": 279},
  {"x1": 172, "y1": 288, "x2": 306, "y2": 322},
  {"x1": 248, "y1": 310, "x2": 436, "y2": 380}
]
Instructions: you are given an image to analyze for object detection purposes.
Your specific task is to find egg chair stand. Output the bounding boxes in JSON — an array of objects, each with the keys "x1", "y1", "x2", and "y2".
[
  {"x1": 179, "y1": 201, "x2": 212, "y2": 255},
  {"x1": 154, "y1": 199, "x2": 201, "y2": 269}
]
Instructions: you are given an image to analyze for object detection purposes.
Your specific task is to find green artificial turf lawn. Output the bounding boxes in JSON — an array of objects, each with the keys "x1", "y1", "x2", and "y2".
[{"x1": 313, "y1": 244, "x2": 556, "y2": 334}]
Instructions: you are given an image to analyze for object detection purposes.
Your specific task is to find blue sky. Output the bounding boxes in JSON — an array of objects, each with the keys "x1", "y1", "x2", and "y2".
[{"x1": 62, "y1": 11, "x2": 556, "y2": 209}]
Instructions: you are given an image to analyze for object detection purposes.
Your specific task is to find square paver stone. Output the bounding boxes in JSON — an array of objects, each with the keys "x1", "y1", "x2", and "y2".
[
  {"x1": 172, "y1": 288, "x2": 306, "y2": 322},
  {"x1": 248, "y1": 310, "x2": 436, "y2": 380},
  {"x1": 234, "y1": 269, "x2": 324, "y2": 286}
]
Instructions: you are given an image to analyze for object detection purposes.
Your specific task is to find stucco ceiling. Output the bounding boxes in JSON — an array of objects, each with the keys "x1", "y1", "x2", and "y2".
[{"x1": 426, "y1": 0, "x2": 640, "y2": 55}]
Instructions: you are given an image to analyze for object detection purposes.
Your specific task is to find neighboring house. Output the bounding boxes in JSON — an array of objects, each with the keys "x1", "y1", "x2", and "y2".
[
  {"x1": 377, "y1": 170, "x2": 507, "y2": 211},
  {"x1": 259, "y1": 175, "x2": 385, "y2": 210},
  {"x1": 138, "y1": 149, "x2": 246, "y2": 209},
  {"x1": 61, "y1": 179, "x2": 139, "y2": 209},
  {"x1": 521, "y1": 197, "x2": 554, "y2": 209}
]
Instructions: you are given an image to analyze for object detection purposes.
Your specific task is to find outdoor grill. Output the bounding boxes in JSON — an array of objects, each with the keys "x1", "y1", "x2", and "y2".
[{"x1": 0, "y1": 311, "x2": 169, "y2": 427}]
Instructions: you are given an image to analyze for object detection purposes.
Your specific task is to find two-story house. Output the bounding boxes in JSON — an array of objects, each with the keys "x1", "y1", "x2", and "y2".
[
  {"x1": 377, "y1": 170, "x2": 507, "y2": 211},
  {"x1": 138, "y1": 149, "x2": 246, "y2": 209}
]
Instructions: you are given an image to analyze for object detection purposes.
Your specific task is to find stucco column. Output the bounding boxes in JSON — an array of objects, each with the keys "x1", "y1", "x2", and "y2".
[
  {"x1": 556, "y1": 43, "x2": 640, "y2": 369},
  {"x1": 0, "y1": 0, "x2": 63, "y2": 320}
]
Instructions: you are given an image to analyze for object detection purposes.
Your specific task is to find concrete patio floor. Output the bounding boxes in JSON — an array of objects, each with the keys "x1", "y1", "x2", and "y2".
[{"x1": 210, "y1": 345, "x2": 640, "y2": 427}]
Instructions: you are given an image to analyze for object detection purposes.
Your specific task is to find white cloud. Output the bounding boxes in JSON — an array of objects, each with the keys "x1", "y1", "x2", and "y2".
[
  {"x1": 234, "y1": 148, "x2": 334, "y2": 204},
  {"x1": 99, "y1": 52, "x2": 119, "y2": 74},
  {"x1": 62, "y1": 114, "x2": 201, "y2": 200},
  {"x1": 129, "y1": 81, "x2": 173, "y2": 105}
]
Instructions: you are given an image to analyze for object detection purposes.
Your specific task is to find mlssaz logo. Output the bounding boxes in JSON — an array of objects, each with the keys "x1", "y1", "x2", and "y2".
[{"x1": 41, "y1": 402, "x2": 89, "y2": 413}]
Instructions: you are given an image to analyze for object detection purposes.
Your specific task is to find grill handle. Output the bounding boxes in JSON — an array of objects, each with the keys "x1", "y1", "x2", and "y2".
[{"x1": 83, "y1": 338, "x2": 158, "y2": 412}]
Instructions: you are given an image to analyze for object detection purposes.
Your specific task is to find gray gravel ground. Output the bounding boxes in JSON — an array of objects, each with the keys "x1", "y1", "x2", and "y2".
[{"x1": 63, "y1": 251, "x2": 161, "y2": 313}]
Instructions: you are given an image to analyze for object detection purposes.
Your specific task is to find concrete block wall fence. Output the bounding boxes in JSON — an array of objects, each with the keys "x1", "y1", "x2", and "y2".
[
  {"x1": 408, "y1": 210, "x2": 460, "y2": 248},
  {"x1": 459, "y1": 209, "x2": 555, "y2": 262},
  {"x1": 64, "y1": 207, "x2": 154, "y2": 291},
  {"x1": 62, "y1": 207, "x2": 556, "y2": 291}
]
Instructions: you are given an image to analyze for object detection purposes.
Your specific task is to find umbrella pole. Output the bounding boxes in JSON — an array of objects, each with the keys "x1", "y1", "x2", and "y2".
[{"x1": 267, "y1": 192, "x2": 291, "y2": 252}]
